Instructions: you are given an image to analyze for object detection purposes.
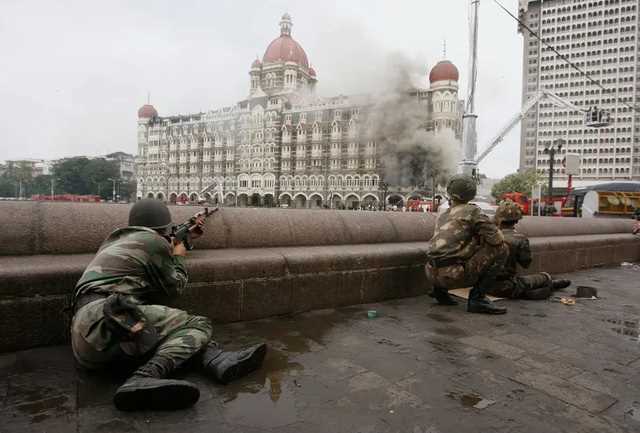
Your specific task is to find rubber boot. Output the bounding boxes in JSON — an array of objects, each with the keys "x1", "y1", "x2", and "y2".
[
  {"x1": 550, "y1": 279, "x2": 571, "y2": 291},
  {"x1": 429, "y1": 287, "x2": 458, "y2": 306},
  {"x1": 114, "y1": 355, "x2": 200, "y2": 411},
  {"x1": 539, "y1": 272, "x2": 570, "y2": 291},
  {"x1": 202, "y1": 342, "x2": 267, "y2": 384},
  {"x1": 467, "y1": 286, "x2": 507, "y2": 315}
]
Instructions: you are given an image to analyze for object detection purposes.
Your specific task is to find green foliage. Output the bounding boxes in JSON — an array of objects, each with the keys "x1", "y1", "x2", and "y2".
[
  {"x1": 53, "y1": 157, "x2": 119, "y2": 199},
  {"x1": 0, "y1": 157, "x2": 131, "y2": 200},
  {"x1": 491, "y1": 169, "x2": 543, "y2": 199}
]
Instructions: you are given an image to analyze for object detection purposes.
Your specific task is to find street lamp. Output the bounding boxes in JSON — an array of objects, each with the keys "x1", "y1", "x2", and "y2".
[
  {"x1": 107, "y1": 178, "x2": 120, "y2": 202},
  {"x1": 543, "y1": 139, "x2": 564, "y2": 214}
]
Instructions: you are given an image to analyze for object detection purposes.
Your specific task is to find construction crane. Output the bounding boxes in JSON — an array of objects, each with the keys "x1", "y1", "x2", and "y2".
[{"x1": 474, "y1": 89, "x2": 611, "y2": 166}]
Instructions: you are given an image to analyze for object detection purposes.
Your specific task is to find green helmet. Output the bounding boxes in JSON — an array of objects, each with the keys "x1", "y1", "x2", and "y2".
[
  {"x1": 129, "y1": 199, "x2": 173, "y2": 230},
  {"x1": 496, "y1": 199, "x2": 523, "y2": 224},
  {"x1": 446, "y1": 174, "x2": 477, "y2": 203}
]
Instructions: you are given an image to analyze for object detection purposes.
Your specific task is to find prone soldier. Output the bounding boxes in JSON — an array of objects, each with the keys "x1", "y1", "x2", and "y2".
[
  {"x1": 486, "y1": 200, "x2": 571, "y2": 299},
  {"x1": 70, "y1": 199, "x2": 267, "y2": 411},
  {"x1": 426, "y1": 174, "x2": 509, "y2": 314}
]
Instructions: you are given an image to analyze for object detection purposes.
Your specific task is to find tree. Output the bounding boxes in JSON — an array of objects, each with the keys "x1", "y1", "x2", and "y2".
[
  {"x1": 491, "y1": 169, "x2": 543, "y2": 200},
  {"x1": 31, "y1": 175, "x2": 53, "y2": 195},
  {"x1": 53, "y1": 157, "x2": 120, "y2": 199}
]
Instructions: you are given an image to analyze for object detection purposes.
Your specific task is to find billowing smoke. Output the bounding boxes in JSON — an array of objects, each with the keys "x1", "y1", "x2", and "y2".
[{"x1": 365, "y1": 53, "x2": 461, "y2": 190}]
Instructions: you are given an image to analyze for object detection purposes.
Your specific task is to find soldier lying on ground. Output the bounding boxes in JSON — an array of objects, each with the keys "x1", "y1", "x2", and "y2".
[
  {"x1": 70, "y1": 199, "x2": 267, "y2": 411},
  {"x1": 485, "y1": 200, "x2": 571, "y2": 299},
  {"x1": 426, "y1": 174, "x2": 508, "y2": 314}
]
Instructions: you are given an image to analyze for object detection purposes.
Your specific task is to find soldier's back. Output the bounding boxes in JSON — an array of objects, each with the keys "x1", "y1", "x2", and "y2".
[{"x1": 428, "y1": 203, "x2": 483, "y2": 261}]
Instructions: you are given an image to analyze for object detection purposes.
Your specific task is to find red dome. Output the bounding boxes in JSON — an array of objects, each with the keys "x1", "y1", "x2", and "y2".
[
  {"x1": 251, "y1": 58, "x2": 262, "y2": 68},
  {"x1": 429, "y1": 60, "x2": 459, "y2": 83},
  {"x1": 138, "y1": 104, "x2": 158, "y2": 118},
  {"x1": 308, "y1": 67, "x2": 316, "y2": 77},
  {"x1": 263, "y1": 35, "x2": 309, "y2": 68}
]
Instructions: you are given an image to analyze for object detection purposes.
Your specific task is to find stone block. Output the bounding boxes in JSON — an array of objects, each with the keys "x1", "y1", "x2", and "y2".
[
  {"x1": 290, "y1": 273, "x2": 340, "y2": 313},
  {"x1": 511, "y1": 371, "x2": 617, "y2": 414},
  {"x1": 186, "y1": 248, "x2": 287, "y2": 282},
  {"x1": 0, "y1": 254, "x2": 91, "y2": 297},
  {"x1": 176, "y1": 281, "x2": 242, "y2": 323},
  {"x1": 0, "y1": 295, "x2": 69, "y2": 352},
  {"x1": 458, "y1": 335, "x2": 526, "y2": 360},
  {"x1": 240, "y1": 278, "x2": 292, "y2": 321}
]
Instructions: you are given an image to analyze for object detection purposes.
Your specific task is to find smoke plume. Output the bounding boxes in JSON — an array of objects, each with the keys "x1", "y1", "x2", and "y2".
[{"x1": 366, "y1": 53, "x2": 461, "y2": 190}]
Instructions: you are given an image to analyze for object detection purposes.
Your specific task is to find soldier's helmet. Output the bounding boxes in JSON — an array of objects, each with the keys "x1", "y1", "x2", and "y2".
[
  {"x1": 496, "y1": 199, "x2": 523, "y2": 224},
  {"x1": 129, "y1": 199, "x2": 173, "y2": 230},
  {"x1": 446, "y1": 174, "x2": 477, "y2": 203}
]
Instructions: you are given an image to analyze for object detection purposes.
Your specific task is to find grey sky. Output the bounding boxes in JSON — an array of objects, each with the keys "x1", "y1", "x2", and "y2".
[{"x1": 0, "y1": 0, "x2": 522, "y2": 178}]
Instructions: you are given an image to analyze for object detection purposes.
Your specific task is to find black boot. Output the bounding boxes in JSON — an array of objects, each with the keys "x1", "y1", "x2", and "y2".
[
  {"x1": 467, "y1": 286, "x2": 507, "y2": 314},
  {"x1": 114, "y1": 355, "x2": 200, "y2": 411},
  {"x1": 202, "y1": 342, "x2": 267, "y2": 384},
  {"x1": 429, "y1": 287, "x2": 458, "y2": 305},
  {"x1": 550, "y1": 279, "x2": 571, "y2": 291}
]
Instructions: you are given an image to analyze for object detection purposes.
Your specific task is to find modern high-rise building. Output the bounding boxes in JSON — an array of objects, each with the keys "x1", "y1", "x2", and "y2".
[
  {"x1": 135, "y1": 14, "x2": 463, "y2": 208},
  {"x1": 518, "y1": 0, "x2": 639, "y2": 185}
]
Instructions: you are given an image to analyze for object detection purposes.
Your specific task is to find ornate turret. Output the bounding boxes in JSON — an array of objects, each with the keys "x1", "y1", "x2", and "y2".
[{"x1": 249, "y1": 13, "x2": 317, "y2": 97}]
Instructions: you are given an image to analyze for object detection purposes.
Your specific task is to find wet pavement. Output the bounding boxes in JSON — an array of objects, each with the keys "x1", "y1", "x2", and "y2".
[{"x1": 2, "y1": 265, "x2": 640, "y2": 433}]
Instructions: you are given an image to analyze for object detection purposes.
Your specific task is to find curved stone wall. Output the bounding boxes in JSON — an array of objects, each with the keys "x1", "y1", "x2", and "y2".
[
  {"x1": 0, "y1": 202, "x2": 437, "y2": 256},
  {"x1": 0, "y1": 201, "x2": 638, "y2": 353}
]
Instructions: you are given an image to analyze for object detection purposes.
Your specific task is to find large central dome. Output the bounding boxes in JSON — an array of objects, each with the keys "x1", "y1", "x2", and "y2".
[{"x1": 262, "y1": 13, "x2": 310, "y2": 68}]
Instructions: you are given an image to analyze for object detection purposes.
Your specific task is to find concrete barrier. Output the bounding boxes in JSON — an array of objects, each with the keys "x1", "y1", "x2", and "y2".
[{"x1": 0, "y1": 201, "x2": 638, "y2": 353}]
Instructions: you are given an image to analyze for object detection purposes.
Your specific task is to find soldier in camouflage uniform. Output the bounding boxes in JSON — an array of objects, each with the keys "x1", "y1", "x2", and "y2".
[
  {"x1": 71, "y1": 199, "x2": 267, "y2": 411},
  {"x1": 426, "y1": 174, "x2": 508, "y2": 314},
  {"x1": 486, "y1": 200, "x2": 571, "y2": 299}
]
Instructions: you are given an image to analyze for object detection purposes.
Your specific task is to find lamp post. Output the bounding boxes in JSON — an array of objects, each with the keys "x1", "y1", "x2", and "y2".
[
  {"x1": 107, "y1": 178, "x2": 119, "y2": 202},
  {"x1": 544, "y1": 139, "x2": 564, "y2": 214}
]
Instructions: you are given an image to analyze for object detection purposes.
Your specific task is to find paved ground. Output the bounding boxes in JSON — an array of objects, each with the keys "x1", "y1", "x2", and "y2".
[{"x1": 2, "y1": 265, "x2": 640, "y2": 433}]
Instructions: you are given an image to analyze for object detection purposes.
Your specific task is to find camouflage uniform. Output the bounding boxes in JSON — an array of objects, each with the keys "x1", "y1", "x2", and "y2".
[
  {"x1": 485, "y1": 226, "x2": 551, "y2": 298},
  {"x1": 70, "y1": 226, "x2": 212, "y2": 372},
  {"x1": 426, "y1": 203, "x2": 508, "y2": 290}
]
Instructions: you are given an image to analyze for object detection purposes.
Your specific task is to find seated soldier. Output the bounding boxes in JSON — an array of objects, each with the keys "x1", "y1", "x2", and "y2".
[
  {"x1": 426, "y1": 174, "x2": 509, "y2": 314},
  {"x1": 487, "y1": 200, "x2": 571, "y2": 299},
  {"x1": 71, "y1": 199, "x2": 267, "y2": 411}
]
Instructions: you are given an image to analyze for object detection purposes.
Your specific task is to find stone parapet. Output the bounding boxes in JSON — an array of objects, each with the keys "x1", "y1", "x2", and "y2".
[{"x1": 0, "y1": 202, "x2": 638, "y2": 353}]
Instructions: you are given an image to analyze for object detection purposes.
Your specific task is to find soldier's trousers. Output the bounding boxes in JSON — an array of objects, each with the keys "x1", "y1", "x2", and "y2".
[
  {"x1": 486, "y1": 273, "x2": 551, "y2": 299},
  {"x1": 427, "y1": 243, "x2": 508, "y2": 292},
  {"x1": 71, "y1": 302, "x2": 213, "y2": 373}
]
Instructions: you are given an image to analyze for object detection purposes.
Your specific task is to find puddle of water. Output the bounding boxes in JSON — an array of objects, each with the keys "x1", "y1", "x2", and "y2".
[
  {"x1": 446, "y1": 391, "x2": 494, "y2": 409},
  {"x1": 604, "y1": 305, "x2": 640, "y2": 343},
  {"x1": 433, "y1": 327, "x2": 468, "y2": 337},
  {"x1": 446, "y1": 391, "x2": 482, "y2": 407},
  {"x1": 220, "y1": 347, "x2": 303, "y2": 403},
  {"x1": 222, "y1": 376, "x2": 298, "y2": 428},
  {"x1": 14, "y1": 394, "x2": 71, "y2": 423},
  {"x1": 426, "y1": 313, "x2": 455, "y2": 323}
]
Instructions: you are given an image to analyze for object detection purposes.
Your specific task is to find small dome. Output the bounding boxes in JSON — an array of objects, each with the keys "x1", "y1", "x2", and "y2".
[
  {"x1": 138, "y1": 104, "x2": 158, "y2": 119},
  {"x1": 429, "y1": 60, "x2": 459, "y2": 83},
  {"x1": 251, "y1": 58, "x2": 262, "y2": 68},
  {"x1": 308, "y1": 67, "x2": 316, "y2": 77}
]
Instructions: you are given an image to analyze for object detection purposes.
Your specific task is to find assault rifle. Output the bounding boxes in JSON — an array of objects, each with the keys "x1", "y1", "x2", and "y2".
[{"x1": 171, "y1": 207, "x2": 218, "y2": 250}]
